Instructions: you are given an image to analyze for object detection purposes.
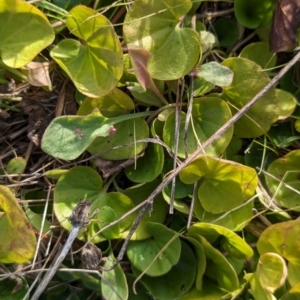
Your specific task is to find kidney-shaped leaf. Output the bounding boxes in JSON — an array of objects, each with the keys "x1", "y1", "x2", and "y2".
[
  {"x1": 222, "y1": 57, "x2": 279, "y2": 137},
  {"x1": 123, "y1": 0, "x2": 200, "y2": 80},
  {"x1": 246, "y1": 252, "x2": 287, "y2": 300},
  {"x1": 41, "y1": 109, "x2": 151, "y2": 160},
  {"x1": 132, "y1": 240, "x2": 196, "y2": 300},
  {"x1": 265, "y1": 150, "x2": 300, "y2": 210},
  {"x1": 126, "y1": 222, "x2": 181, "y2": 276},
  {"x1": 163, "y1": 97, "x2": 233, "y2": 158},
  {"x1": 0, "y1": 0, "x2": 54, "y2": 68},
  {"x1": 0, "y1": 185, "x2": 36, "y2": 263},
  {"x1": 257, "y1": 219, "x2": 300, "y2": 263},
  {"x1": 180, "y1": 156, "x2": 258, "y2": 214},
  {"x1": 234, "y1": 0, "x2": 275, "y2": 29},
  {"x1": 257, "y1": 220, "x2": 300, "y2": 287},
  {"x1": 54, "y1": 166, "x2": 135, "y2": 243},
  {"x1": 188, "y1": 223, "x2": 253, "y2": 259},
  {"x1": 193, "y1": 189, "x2": 253, "y2": 232},
  {"x1": 256, "y1": 252, "x2": 287, "y2": 293},
  {"x1": 42, "y1": 109, "x2": 112, "y2": 160},
  {"x1": 50, "y1": 5, "x2": 123, "y2": 97},
  {"x1": 239, "y1": 42, "x2": 277, "y2": 69}
]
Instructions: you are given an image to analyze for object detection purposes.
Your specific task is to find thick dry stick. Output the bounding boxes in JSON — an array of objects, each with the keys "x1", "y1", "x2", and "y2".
[
  {"x1": 113, "y1": 50, "x2": 300, "y2": 264},
  {"x1": 31, "y1": 200, "x2": 92, "y2": 300}
]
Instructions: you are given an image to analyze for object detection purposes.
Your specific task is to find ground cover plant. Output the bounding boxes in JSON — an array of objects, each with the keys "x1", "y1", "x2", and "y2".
[{"x1": 1, "y1": 0, "x2": 300, "y2": 299}]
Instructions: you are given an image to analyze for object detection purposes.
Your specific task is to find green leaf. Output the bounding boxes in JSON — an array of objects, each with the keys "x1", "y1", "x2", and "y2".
[
  {"x1": 193, "y1": 191, "x2": 253, "y2": 231},
  {"x1": 239, "y1": 42, "x2": 277, "y2": 69},
  {"x1": 186, "y1": 237, "x2": 206, "y2": 290},
  {"x1": 180, "y1": 156, "x2": 258, "y2": 214},
  {"x1": 162, "y1": 188, "x2": 192, "y2": 214},
  {"x1": 288, "y1": 262, "x2": 300, "y2": 287},
  {"x1": 234, "y1": 0, "x2": 276, "y2": 29},
  {"x1": 45, "y1": 169, "x2": 69, "y2": 180},
  {"x1": 281, "y1": 281, "x2": 300, "y2": 300},
  {"x1": 222, "y1": 57, "x2": 279, "y2": 137},
  {"x1": 0, "y1": 185, "x2": 36, "y2": 263},
  {"x1": 214, "y1": 18, "x2": 239, "y2": 46},
  {"x1": 5, "y1": 157, "x2": 26, "y2": 174},
  {"x1": 121, "y1": 180, "x2": 168, "y2": 240},
  {"x1": 191, "y1": 62, "x2": 234, "y2": 87},
  {"x1": 126, "y1": 273, "x2": 150, "y2": 300},
  {"x1": 178, "y1": 282, "x2": 227, "y2": 300},
  {"x1": 41, "y1": 109, "x2": 151, "y2": 160},
  {"x1": 188, "y1": 223, "x2": 253, "y2": 259},
  {"x1": 80, "y1": 272, "x2": 101, "y2": 292},
  {"x1": 191, "y1": 235, "x2": 239, "y2": 291},
  {"x1": 128, "y1": 80, "x2": 165, "y2": 107},
  {"x1": 0, "y1": 0, "x2": 54, "y2": 68},
  {"x1": 123, "y1": 0, "x2": 200, "y2": 80},
  {"x1": 265, "y1": 150, "x2": 300, "y2": 210},
  {"x1": 77, "y1": 88, "x2": 135, "y2": 118},
  {"x1": 256, "y1": 252, "x2": 287, "y2": 293},
  {"x1": 132, "y1": 240, "x2": 196, "y2": 300},
  {"x1": 295, "y1": 120, "x2": 300, "y2": 133},
  {"x1": 25, "y1": 206, "x2": 51, "y2": 234},
  {"x1": 268, "y1": 122, "x2": 298, "y2": 148},
  {"x1": 125, "y1": 142, "x2": 164, "y2": 183},
  {"x1": 162, "y1": 158, "x2": 194, "y2": 214},
  {"x1": 126, "y1": 222, "x2": 181, "y2": 276},
  {"x1": 200, "y1": 30, "x2": 218, "y2": 53},
  {"x1": 87, "y1": 118, "x2": 149, "y2": 160},
  {"x1": 102, "y1": 252, "x2": 128, "y2": 300},
  {"x1": 245, "y1": 252, "x2": 287, "y2": 300},
  {"x1": 276, "y1": 89, "x2": 297, "y2": 120},
  {"x1": 0, "y1": 276, "x2": 29, "y2": 299},
  {"x1": 245, "y1": 273, "x2": 274, "y2": 300},
  {"x1": 224, "y1": 137, "x2": 243, "y2": 161},
  {"x1": 53, "y1": 166, "x2": 135, "y2": 243},
  {"x1": 257, "y1": 220, "x2": 300, "y2": 287},
  {"x1": 257, "y1": 220, "x2": 300, "y2": 263},
  {"x1": 50, "y1": 5, "x2": 123, "y2": 97},
  {"x1": 41, "y1": 109, "x2": 112, "y2": 160},
  {"x1": 93, "y1": 206, "x2": 119, "y2": 240},
  {"x1": 163, "y1": 97, "x2": 233, "y2": 158},
  {"x1": 191, "y1": 77, "x2": 215, "y2": 97}
]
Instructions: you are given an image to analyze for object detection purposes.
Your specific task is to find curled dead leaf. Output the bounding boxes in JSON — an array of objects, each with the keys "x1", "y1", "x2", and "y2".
[{"x1": 270, "y1": 0, "x2": 300, "y2": 52}]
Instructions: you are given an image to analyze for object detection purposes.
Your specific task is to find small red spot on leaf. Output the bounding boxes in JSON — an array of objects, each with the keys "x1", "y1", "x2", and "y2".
[{"x1": 109, "y1": 126, "x2": 117, "y2": 135}]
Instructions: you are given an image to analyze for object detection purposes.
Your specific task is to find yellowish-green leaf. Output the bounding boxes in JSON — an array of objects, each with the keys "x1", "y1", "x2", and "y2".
[
  {"x1": 180, "y1": 156, "x2": 258, "y2": 214},
  {"x1": 124, "y1": 0, "x2": 200, "y2": 80},
  {"x1": 0, "y1": 185, "x2": 36, "y2": 263},
  {"x1": 50, "y1": 5, "x2": 123, "y2": 97},
  {"x1": 222, "y1": 57, "x2": 279, "y2": 137},
  {"x1": 0, "y1": 0, "x2": 54, "y2": 68}
]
